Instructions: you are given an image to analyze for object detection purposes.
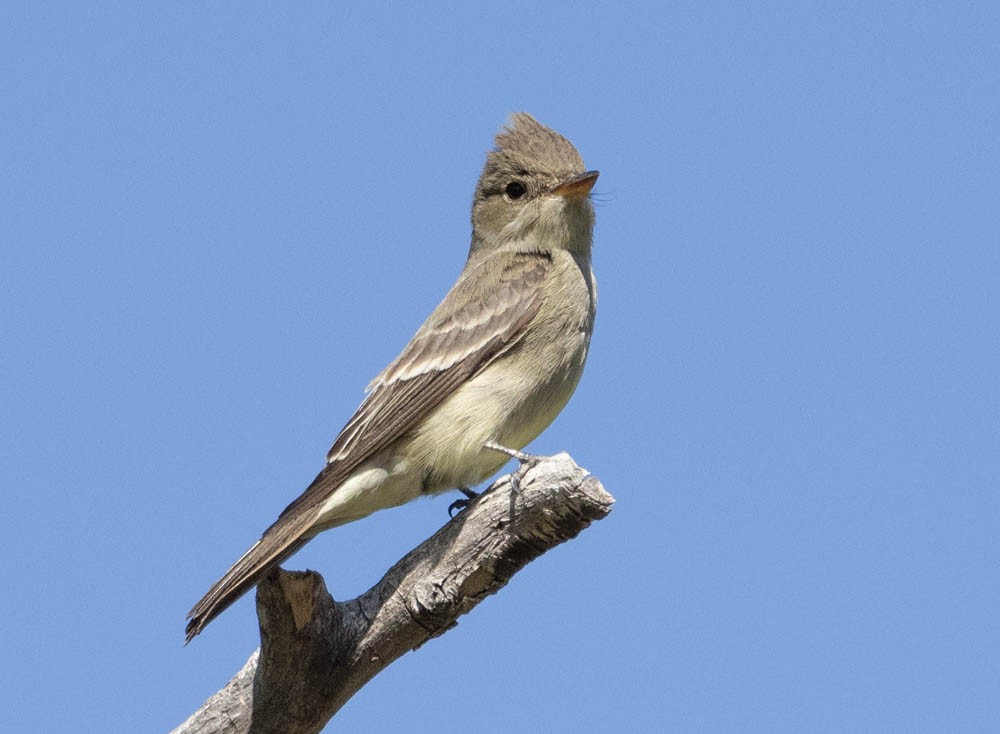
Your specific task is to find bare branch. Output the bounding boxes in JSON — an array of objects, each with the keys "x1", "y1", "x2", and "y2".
[{"x1": 172, "y1": 452, "x2": 613, "y2": 734}]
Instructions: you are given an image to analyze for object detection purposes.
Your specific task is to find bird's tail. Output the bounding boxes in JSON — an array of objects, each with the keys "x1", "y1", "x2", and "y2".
[
  {"x1": 186, "y1": 456, "x2": 360, "y2": 642},
  {"x1": 185, "y1": 525, "x2": 311, "y2": 643}
]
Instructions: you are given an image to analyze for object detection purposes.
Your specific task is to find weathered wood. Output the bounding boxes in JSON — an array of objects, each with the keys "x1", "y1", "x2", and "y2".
[{"x1": 172, "y1": 453, "x2": 613, "y2": 734}]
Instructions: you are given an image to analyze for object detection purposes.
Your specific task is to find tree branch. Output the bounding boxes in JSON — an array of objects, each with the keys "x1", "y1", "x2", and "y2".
[{"x1": 172, "y1": 452, "x2": 613, "y2": 734}]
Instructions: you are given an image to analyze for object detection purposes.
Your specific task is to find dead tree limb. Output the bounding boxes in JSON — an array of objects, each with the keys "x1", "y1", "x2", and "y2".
[{"x1": 172, "y1": 452, "x2": 613, "y2": 734}]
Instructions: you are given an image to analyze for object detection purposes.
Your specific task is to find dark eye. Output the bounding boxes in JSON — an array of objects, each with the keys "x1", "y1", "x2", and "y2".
[{"x1": 505, "y1": 181, "x2": 526, "y2": 200}]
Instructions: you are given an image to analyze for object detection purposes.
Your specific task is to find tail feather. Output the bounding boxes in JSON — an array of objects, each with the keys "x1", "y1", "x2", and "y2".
[
  {"x1": 185, "y1": 523, "x2": 312, "y2": 643},
  {"x1": 186, "y1": 459, "x2": 360, "y2": 642}
]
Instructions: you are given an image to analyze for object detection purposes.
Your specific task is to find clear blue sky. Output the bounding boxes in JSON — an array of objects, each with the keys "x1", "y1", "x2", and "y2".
[{"x1": 3, "y1": 3, "x2": 998, "y2": 732}]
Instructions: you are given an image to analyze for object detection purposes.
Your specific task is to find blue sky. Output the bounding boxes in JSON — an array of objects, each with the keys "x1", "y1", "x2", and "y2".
[{"x1": 3, "y1": 3, "x2": 998, "y2": 732}]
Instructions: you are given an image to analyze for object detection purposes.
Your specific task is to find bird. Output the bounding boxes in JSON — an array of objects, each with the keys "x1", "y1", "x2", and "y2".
[{"x1": 186, "y1": 113, "x2": 599, "y2": 642}]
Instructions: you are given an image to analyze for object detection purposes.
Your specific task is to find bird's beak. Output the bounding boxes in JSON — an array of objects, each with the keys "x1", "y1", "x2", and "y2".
[{"x1": 551, "y1": 170, "x2": 600, "y2": 198}]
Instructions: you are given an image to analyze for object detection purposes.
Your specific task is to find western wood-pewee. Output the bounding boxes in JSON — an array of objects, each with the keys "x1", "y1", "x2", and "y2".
[{"x1": 186, "y1": 113, "x2": 599, "y2": 641}]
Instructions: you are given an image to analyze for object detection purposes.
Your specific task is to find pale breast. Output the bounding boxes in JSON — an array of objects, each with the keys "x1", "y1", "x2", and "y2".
[{"x1": 405, "y1": 250, "x2": 596, "y2": 493}]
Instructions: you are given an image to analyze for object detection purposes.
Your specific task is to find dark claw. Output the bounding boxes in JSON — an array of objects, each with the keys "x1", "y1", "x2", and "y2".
[{"x1": 448, "y1": 487, "x2": 479, "y2": 518}]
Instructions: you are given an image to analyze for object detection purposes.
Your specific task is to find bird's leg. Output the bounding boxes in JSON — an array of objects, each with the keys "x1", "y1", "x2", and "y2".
[
  {"x1": 483, "y1": 441, "x2": 541, "y2": 466},
  {"x1": 483, "y1": 441, "x2": 543, "y2": 528},
  {"x1": 448, "y1": 487, "x2": 479, "y2": 518}
]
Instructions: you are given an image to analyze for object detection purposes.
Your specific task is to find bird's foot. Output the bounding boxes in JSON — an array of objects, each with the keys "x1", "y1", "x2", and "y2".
[
  {"x1": 447, "y1": 487, "x2": 480, "y2": 518},
  {"x1": 483, "y1": 441, "x2": 543, "y2": 528}
]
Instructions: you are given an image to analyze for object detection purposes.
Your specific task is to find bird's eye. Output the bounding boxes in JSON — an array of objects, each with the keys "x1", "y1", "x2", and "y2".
[{"x1": 505, "y1": 181, "x2": 526, "y2": 200}]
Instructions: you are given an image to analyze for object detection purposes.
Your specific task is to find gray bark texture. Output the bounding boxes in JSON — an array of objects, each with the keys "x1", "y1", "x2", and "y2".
[{"x1": 171, "y1": 452, "x2": 613, "y2": 734}]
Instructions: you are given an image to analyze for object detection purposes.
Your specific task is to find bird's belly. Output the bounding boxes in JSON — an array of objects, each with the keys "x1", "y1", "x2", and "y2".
[
  {"x1": 312, "y1": 455, "x2": 424, "y2": 531},
  {"x1": 404, "y1": 331, "x2": 590, "y2": 494}
]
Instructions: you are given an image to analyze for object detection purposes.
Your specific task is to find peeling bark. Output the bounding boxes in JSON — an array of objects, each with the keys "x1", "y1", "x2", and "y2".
[{"x1": 172, "y1": 453, "x2": 613, "y2": 734}]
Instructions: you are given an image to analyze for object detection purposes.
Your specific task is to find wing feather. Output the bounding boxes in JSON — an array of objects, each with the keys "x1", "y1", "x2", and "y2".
[
  {"x1": 185, "y1": 251, "x2": 551, "y2": 640},
  {"x1": 299, "y1": 251, "x2": 550, "y2": 514}
]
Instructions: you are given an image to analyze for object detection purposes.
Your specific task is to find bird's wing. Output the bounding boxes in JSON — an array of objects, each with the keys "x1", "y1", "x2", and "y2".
[
  {"x1": 186, "y1": 251, "x2": 550, "y2": 641},
  {"x1": 289, "y1": 249, "x2": 552, "y2": 517}
]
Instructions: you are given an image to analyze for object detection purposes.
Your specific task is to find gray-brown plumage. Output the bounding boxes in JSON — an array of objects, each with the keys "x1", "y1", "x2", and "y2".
[{"x1": 186, "y1": 113, "x2": 598, "y2": 642}]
